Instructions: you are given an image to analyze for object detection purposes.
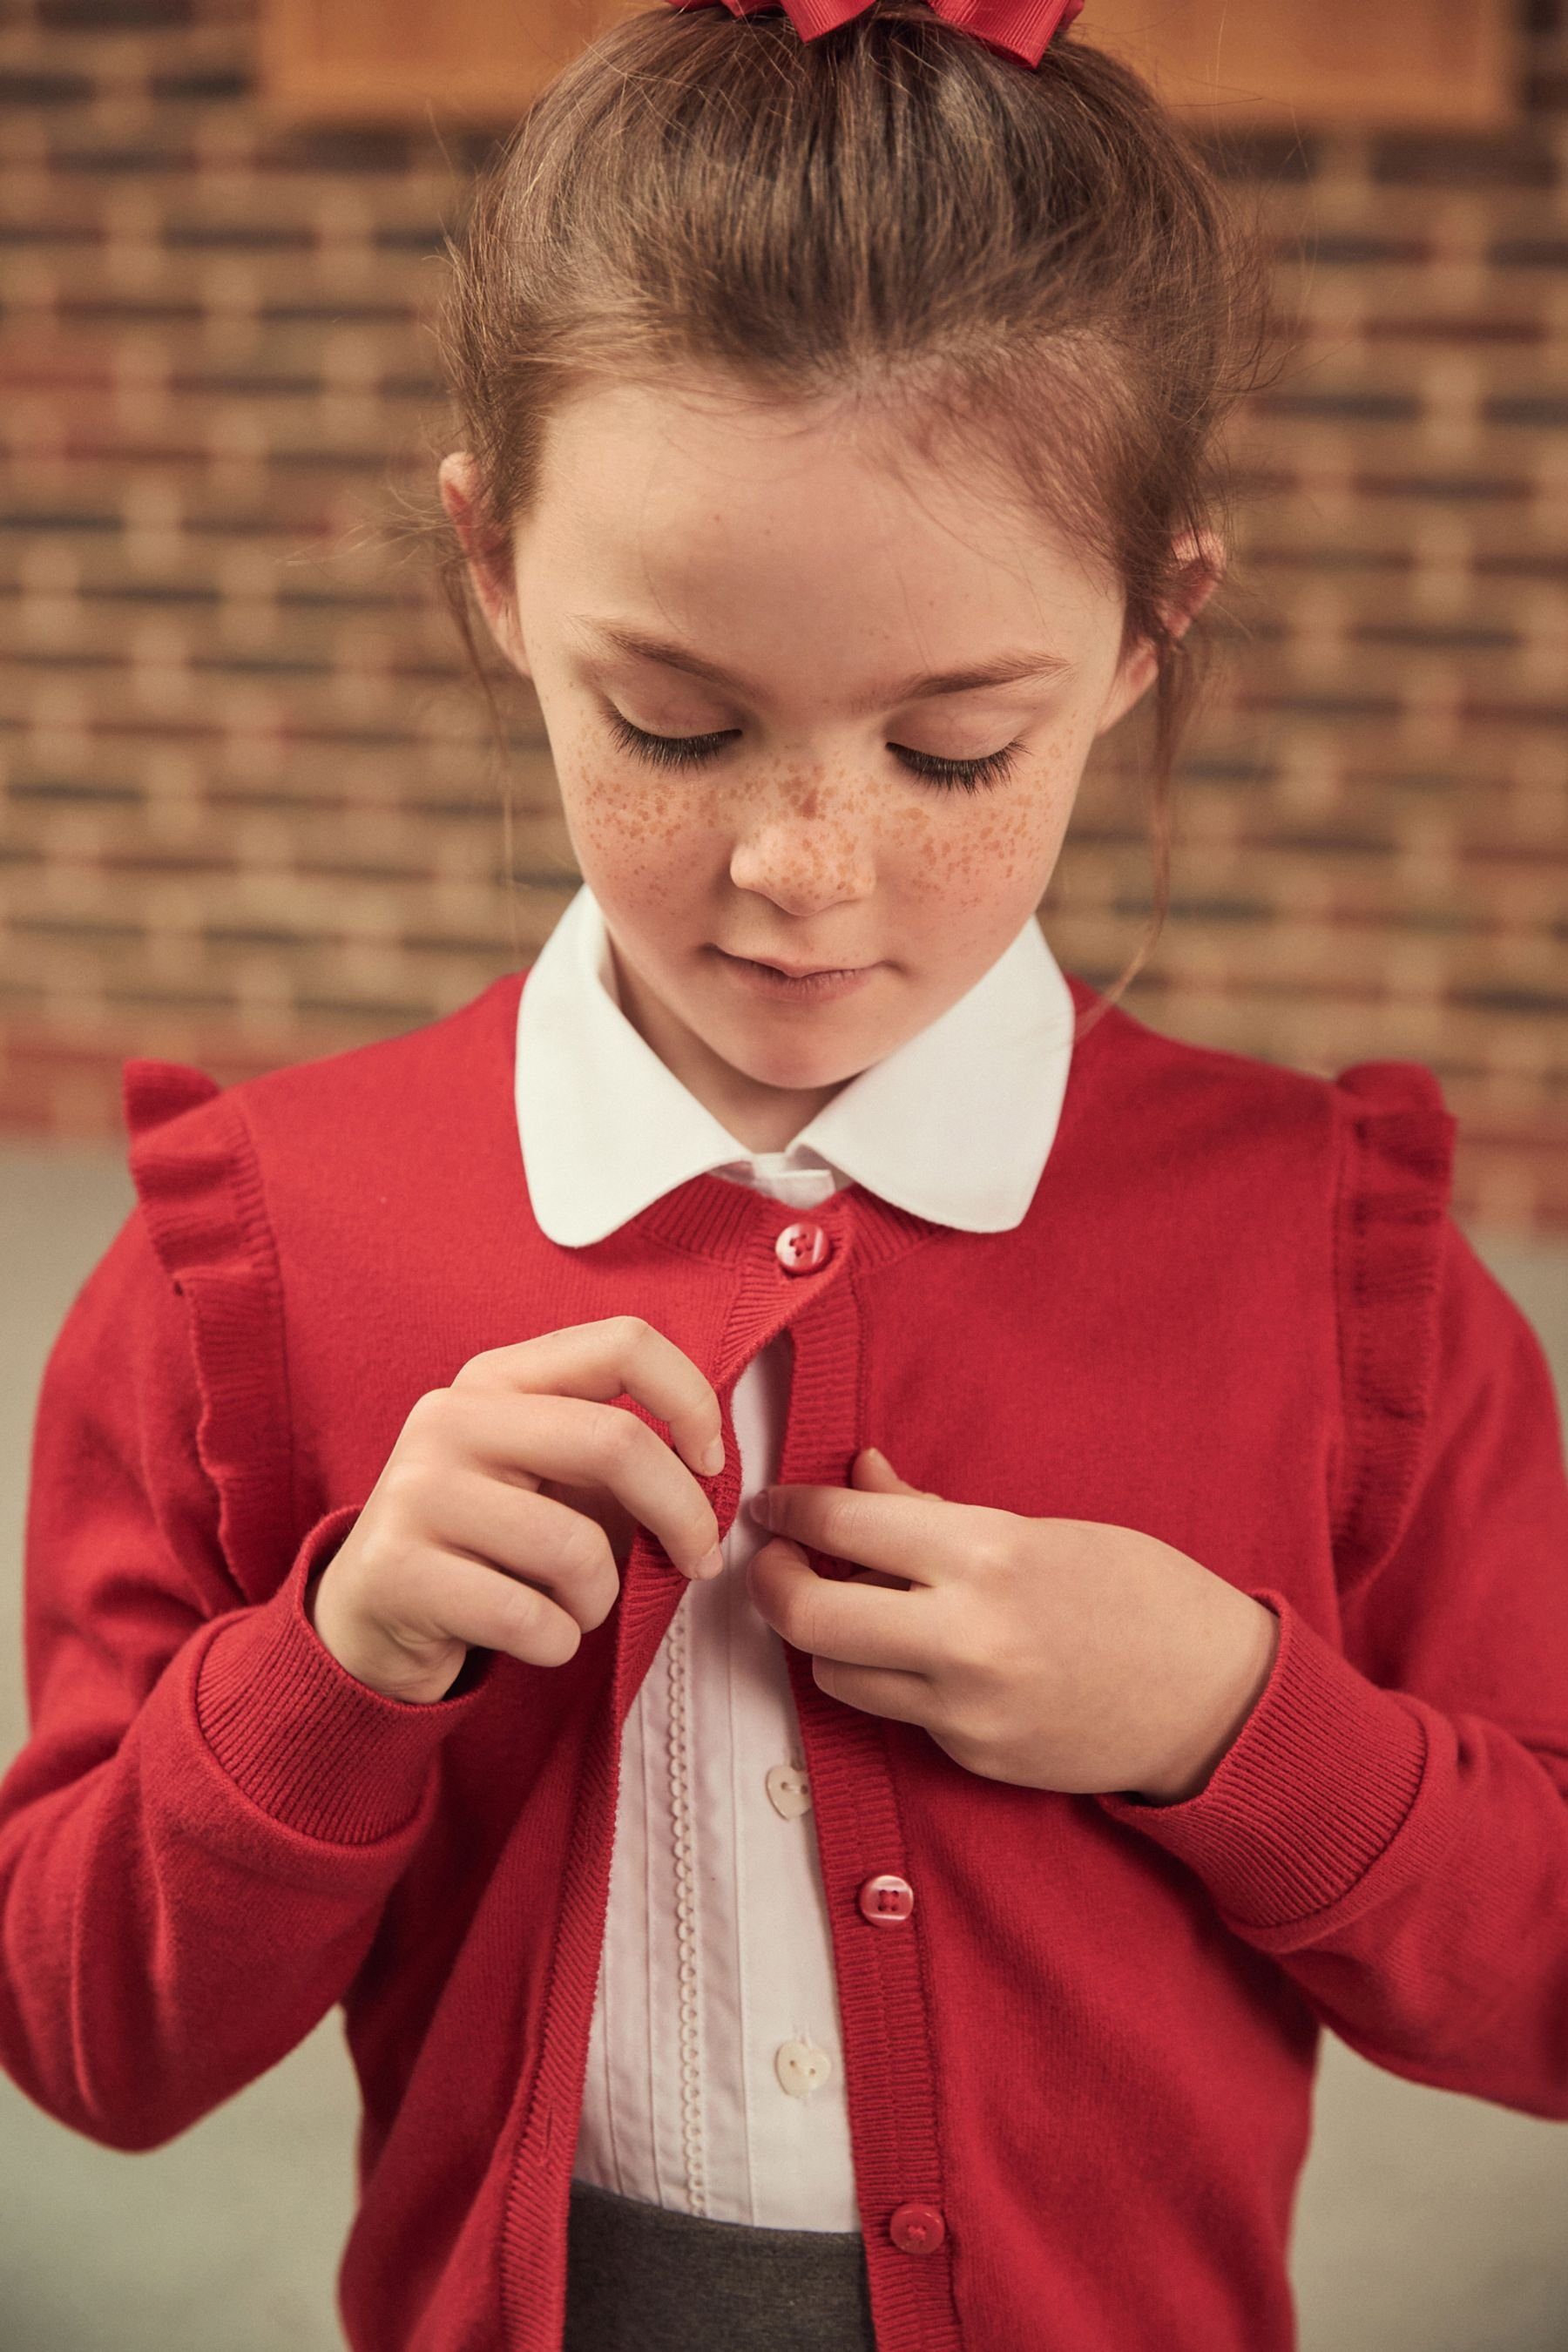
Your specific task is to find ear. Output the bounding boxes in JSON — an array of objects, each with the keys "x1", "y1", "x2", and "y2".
[
  {"x1": 1093, "y1": 527, "x2": 1225, "y2": 740},
  {"x1": 437, "y1": 451, "x2": 531, "y2": 679}
]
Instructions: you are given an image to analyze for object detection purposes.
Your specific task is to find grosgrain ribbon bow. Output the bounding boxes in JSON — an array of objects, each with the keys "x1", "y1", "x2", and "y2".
[{"x1": 662, "y1": 0, "x2": 1085, "y2": 74}]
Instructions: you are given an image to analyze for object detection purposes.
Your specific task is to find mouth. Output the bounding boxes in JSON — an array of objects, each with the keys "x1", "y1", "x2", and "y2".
[
  {"x1": 713, "y1": 946, "x2": 881, "y2": 1002},
  {"x1": 729, "y1": 953, "x2": 868, "y2": 978}
]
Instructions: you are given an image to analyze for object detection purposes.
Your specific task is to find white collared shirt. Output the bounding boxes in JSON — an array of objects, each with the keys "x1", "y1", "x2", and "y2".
[{"x1": 515, "y1": 882, "x2": 1075, "y2": 2227}]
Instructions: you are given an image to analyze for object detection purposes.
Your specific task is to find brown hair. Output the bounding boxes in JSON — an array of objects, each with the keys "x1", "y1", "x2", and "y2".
[{"x1": 427, "y1": 0, "x2": 1276, "y2": 1028}]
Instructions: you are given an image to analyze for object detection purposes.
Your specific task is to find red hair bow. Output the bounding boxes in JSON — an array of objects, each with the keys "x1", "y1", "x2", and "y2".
[{"x1": 662, "y1": 0, "x2": 1085, "y2": 74}]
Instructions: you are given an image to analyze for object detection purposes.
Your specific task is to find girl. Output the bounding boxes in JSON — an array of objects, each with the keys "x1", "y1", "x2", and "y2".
[{"x1": 3, "y1": 4, "x2": 1566, "y2": 2350}]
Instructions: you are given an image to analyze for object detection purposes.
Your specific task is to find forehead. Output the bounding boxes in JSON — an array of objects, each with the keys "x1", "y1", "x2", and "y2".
[{"x1": 520, "y1": 377, "x2": 1120, "y2": 659}]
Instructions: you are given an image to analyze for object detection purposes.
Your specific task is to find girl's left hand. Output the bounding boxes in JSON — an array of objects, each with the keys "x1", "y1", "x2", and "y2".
[{"x1": 745, "y1": 1446, "x2": 1281, "y2": 1804}]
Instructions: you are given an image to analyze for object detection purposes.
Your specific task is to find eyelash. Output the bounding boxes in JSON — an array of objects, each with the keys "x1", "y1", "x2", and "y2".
[{"x1": 603, "y1": 709, "x2": 1022, "y2": 794}]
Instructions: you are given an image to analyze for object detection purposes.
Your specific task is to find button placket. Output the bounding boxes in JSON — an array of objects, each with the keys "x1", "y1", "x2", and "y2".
[{"x1": 754, "y1": 1251, "x2": 958, "y2": 2331}]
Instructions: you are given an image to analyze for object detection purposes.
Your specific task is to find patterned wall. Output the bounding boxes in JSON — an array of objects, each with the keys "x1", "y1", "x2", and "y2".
[{"x1": 2, "y1": 0, "x2": 1565, "y2": 1227}]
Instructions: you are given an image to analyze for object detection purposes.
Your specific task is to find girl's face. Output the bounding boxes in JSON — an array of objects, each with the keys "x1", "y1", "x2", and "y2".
[{"x1": 441, "y1": 380, "x2": 1212, "y2": 1151}]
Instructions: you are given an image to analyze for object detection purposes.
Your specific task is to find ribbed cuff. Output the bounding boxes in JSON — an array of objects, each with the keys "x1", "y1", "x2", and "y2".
[
  {"x1": 1095, "y1": 1590, "x2": 1429, "y2": 1931},
  {"x1": 194, "y1": 1504, "x2": 498, "y2": 1845}
]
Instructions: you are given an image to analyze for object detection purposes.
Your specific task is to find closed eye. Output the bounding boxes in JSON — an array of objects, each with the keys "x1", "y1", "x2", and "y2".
[{"x1": 604, "y1": 709, "x2": 1022, "y2": 794}]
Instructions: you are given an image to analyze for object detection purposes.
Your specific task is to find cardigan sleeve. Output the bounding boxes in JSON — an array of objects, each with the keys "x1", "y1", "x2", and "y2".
[
  {"x1": 1095, "y1": 1065, "x2": 1568, "y2": 2122},
  {"x1": 0, "y1": 1069, "x2": 496, "y2": 2155}
]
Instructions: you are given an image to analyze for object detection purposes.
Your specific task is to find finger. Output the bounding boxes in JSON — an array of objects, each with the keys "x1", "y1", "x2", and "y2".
[
  {"x1": 417, "y1": 1461, "x2": 622, "y2": 1632},
  {"x1": 752, "y1": 1481, "x2": 980, "y2": 1588},
  {"x1": 450, "y1": 1315, "x2": 727, "y2": 1483},
  {"x1": 390, "y1": 1541, "x2": 588, "y2": 1672},
  {"x1": 810, "y1": 1656, "x2": 935, "y2": 1727},
  {"x1": 748, "y1": 1538, "x2": 937, "y2": 1676},
  {"x1": 422, "y1": 1386, "x2": 721, "y2": 1581}
]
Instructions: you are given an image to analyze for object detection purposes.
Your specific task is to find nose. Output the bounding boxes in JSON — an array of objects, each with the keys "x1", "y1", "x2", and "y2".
[{"x1": 727, "y1": 779, "x2": 875, "y2": 916}]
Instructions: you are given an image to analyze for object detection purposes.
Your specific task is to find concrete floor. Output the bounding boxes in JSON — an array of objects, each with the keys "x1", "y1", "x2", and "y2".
[{"x1": 3, "y1": 1140, "x2": 1567, "y2": 2352}]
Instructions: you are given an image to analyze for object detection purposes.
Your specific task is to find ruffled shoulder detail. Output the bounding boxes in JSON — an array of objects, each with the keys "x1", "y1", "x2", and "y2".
[
  {"x1": 121, "y1": 1058, "x2": 297, "y2": 1607},
  {"x1": 1329, "y1": 1058, "x2": 1457, "y2": 1597}
]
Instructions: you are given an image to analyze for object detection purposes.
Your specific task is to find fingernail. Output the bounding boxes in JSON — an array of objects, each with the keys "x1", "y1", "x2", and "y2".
[
  {"x1": 700, "y1": 1436, "x2": 726, "y2": 1475},
  {"x1": 693, "y1": 1544, "x2": 725, "y2": 1579}
]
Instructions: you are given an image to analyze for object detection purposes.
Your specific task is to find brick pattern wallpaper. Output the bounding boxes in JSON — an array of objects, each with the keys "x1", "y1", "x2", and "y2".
[{"x1": 2, "y1": 0, "x2": 1565, "y2": 1227}]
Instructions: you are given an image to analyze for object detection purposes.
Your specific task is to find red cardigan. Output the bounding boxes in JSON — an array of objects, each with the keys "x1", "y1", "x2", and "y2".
[{"x1": 3, "y1": 966, "x2": 1566, "y2": 2352}]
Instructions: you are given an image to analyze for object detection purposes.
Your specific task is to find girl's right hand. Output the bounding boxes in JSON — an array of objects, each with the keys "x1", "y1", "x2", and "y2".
[{"x1": 305, "y1": 1316, "x2": 728, "y2": 1705}]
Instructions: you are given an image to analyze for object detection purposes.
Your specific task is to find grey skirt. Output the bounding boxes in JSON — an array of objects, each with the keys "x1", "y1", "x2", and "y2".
[{"x1": 563, "y1": 2177, "x2": 878, "y2": 2351}]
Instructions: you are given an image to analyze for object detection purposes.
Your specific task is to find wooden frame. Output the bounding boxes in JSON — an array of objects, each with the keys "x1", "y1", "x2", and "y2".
[
  {"x1": 257, "y1": 0, "x2": 617, "y2": 124},
  {"x1": 257, "y1": 0, "x2": 1517, "y2": 129},
  {"x1": 1084, "y1": 0, "x2": 1516, "y2": 132}
]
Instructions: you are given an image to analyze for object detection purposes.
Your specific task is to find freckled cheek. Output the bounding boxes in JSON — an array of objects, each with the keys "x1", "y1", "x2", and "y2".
[
  {"x1": 901, "y1": 758, "x2": 1073, "y2": 921},
  {"x1": 563, "y1": 767, "x2": 718, "y2": 915}
]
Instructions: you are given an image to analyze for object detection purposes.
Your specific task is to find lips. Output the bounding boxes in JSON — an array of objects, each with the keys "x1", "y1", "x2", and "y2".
[
  {"x1": 727, "y1": 953, "x2": 866, "y2": 977},
  {"x1": 715, "y1": 948, "x2": 880, "y2": 1003}
]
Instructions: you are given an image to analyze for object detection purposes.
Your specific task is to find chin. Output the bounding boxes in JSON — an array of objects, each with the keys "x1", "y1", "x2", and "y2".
[{"x1": 713, "y1": 1023, "x2": 872, "y2": 1094}]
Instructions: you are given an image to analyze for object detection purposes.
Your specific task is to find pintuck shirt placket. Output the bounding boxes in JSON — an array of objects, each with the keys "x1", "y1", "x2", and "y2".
[
  {"x1": 577, "y1": 1159, "x2": 861, "y2": 2232},
  {"x1": 498, "y1": 1184, "x2": 963, "y2": 2351}
]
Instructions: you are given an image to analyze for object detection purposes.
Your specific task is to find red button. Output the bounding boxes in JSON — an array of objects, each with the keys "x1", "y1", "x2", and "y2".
[
  {"x1": 889, "y1": 2200, "x2": 946, "y2": 2254},
  {"x1": 775, "y1": 1220, "x2": 833, "y2": 1275},
  {"x1": 857, "y1": 1872, "x2": 914, "y2": 1924}
]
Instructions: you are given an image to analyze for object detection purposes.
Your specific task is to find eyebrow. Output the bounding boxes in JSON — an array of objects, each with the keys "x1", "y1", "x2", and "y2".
[{"x1": 567, "y1": 618, "x2": 1071, "y2": 714}]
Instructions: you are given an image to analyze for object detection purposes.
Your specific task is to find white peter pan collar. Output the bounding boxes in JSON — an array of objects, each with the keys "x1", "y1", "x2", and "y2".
[{"x1": 516, "y1": 882, "x2": 1076, "y2": 1246}]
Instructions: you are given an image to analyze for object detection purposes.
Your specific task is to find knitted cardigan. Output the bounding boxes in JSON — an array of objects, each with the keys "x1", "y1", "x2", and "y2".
[{"x1": 3, "y1": 964, "x2": 1566, "y2": 2352}]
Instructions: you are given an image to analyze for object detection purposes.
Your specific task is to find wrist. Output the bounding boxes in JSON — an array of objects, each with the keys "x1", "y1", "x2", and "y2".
[
  {"x1": 1134, "y1": 1597, "x2": 1281, "y2": 1806},
  {"x1": 306, "y1": 1551, "x2": 471, "y2": 1707},
  {"x1": 303, "y1": 1562, "x2": 328, "y2": 1630}
]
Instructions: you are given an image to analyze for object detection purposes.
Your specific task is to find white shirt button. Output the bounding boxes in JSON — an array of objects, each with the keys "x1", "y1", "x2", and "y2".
[
  {"x1": 774, "y1": 2038, "x2": 833, "y2": 2098},
  {"x1": 766, "y1": 1761, "x2": 811, "y2": 1819}
]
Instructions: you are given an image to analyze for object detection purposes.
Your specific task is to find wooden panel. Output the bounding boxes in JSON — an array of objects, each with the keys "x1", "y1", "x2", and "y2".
[
  {"x1": 259, "y1": 0, "x2": 1517, "y2": 129},
  {"x1": 1081, "y1": 0, "x2": 1516, "y2": 130},
  {"x1": 257, "y1": 0, "x2": 625, "y2": 122}
]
